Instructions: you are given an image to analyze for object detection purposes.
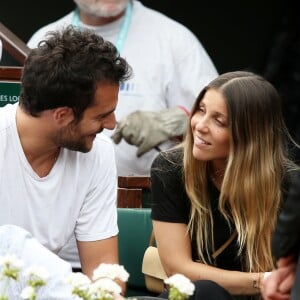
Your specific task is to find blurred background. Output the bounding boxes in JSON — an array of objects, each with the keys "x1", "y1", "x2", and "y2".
[
  {"x1": 0, "y1": 0, "x2": 283, "y2": 73},
  {"x1": 1, "y1": 0, "x2": 299, "y2": 159}
]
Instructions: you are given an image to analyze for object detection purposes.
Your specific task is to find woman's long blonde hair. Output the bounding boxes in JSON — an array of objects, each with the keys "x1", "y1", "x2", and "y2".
[{"x1": 184, "y1": 71, "x2": 298, "y2": 272}]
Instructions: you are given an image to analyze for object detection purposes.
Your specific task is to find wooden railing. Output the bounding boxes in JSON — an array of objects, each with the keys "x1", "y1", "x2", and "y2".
[
  {"x1": 0, "y1": 66, "x2": 22, "y2": 107},
  {"x1": 117, "y1": 176, "x2": 151, "y2": 208},
  {"x1": 0, "y1": 66, "x2": 23, "y2": 81},
  {"x1": 0, "y1": 22, "x2": 30, "y2": 65},
  {"x1": 0, "y1": 23, "x2": 26, "y2": 82}
]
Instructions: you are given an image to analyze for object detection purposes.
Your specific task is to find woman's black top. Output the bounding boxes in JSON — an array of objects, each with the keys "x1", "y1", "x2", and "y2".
[{"x1": 151, "y1": 148, "x2": 241, "y2": 271}]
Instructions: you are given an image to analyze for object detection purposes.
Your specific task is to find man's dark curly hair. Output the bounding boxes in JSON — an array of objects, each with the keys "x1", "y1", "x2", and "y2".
[{"x1": 20, "y1": 25, "x2": 132, "y2": 119}]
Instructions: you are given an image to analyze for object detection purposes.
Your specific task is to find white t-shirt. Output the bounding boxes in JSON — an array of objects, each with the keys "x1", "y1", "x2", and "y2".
[
  {"x1": 27, "y1": 0, "x2": 218, "y2": 176},
  {"x1": 0, "y1": 103, "x2": 118, "y2": 262}
]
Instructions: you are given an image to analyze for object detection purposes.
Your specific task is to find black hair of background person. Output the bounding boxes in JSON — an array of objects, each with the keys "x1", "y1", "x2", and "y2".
[{"x1": 0, "y1": 0, "x2": 284, "y2": 74}]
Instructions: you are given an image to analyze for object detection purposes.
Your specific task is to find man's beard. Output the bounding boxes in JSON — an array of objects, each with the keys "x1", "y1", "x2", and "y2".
[
  {"x1": 54, "y1": 125, "x2": 98, "y2": 153},
  {"x1": 74, "y1": 0, "x2": 129, "y2": 18},
  {"x1": 57, "y1": 137, "x2": 91, "y2": 153}
]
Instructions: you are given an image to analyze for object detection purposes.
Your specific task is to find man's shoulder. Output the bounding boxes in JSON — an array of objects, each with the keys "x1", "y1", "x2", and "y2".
[
  {"x1": 0, "y1": 103, "x2": 17, "y2": 130},
  {"x1": 135, "y1": 1, "x2": 196, "y2": 36}
]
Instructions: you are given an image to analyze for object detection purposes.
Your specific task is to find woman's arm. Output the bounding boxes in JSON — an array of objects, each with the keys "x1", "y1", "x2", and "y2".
[{"x1": 153, "y1": 220, "x2": 261, "y2": 296}]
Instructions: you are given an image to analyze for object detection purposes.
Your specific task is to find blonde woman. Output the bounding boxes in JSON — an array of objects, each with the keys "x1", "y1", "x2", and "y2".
[{"x1": 151, "y1": 71, "x2": 299, "y2": 300}]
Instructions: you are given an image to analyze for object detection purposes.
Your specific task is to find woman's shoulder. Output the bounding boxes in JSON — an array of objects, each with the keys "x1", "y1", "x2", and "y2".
[{"x1": 151, "y1": 147, "x2": 183, "y2": 169}]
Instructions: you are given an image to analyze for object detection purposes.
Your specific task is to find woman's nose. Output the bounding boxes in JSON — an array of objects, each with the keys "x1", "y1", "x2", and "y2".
[{"x1": 194, "y1": 115, "x2": 209, "y2": 132}]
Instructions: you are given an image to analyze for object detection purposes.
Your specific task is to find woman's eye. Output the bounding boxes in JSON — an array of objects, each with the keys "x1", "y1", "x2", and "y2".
[{"x1": 216, "y1": 119, "x2": 227, "y2": 127}]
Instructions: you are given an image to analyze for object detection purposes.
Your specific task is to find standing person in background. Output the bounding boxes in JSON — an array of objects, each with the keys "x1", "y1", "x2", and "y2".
[
  {"x1": 0, "y1": 26, "x2": 131, "y2": 291},
  {"x1": 151, "y1": 71, "x2": 299, "y2": 300},
  {"x1": 27, "y1": 0, "x2": 218, "y2": 176},
  {"x1": 261, "y1": 171, "x2": 300, "y2": 300}
]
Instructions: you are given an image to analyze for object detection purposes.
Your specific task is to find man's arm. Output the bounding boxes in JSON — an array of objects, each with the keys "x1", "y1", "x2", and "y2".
[
  {"x1": 77, "y1": 235, "x2": 126, "y2": 293},
  {"x1": 77, "y1": 236, "x2": 119, "y2": 277}
]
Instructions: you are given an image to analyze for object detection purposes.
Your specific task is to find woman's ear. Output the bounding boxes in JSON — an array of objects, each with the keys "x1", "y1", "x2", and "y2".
[{"x1": 52, "y1": 107, "x2": 74, "y2": 125}]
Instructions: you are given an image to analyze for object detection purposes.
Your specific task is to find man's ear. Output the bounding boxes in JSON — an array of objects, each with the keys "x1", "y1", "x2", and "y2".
[{"x1": 52, "y1": 107, "x2": 74, "y2": 125}]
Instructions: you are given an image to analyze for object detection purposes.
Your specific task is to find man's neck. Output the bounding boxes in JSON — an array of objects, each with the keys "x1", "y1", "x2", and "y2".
[{"x1": 16, "y1": 105, "x2": 60, "y2": 177}]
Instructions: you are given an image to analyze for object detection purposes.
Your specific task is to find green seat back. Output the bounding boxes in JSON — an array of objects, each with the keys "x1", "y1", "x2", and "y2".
[
  {"x1": 0, "y1": 81, "x2": 20, "y2": 107},
  {"x1": 117, "y1": 208, "x2": 153, "y2": 295}
]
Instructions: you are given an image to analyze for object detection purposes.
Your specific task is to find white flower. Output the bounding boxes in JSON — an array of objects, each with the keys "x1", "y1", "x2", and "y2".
[
  {"x1": 1, "y1": 256, "x2": 128, "y2": 300},
  {"x1": 20, "y1": 286, "x2": 36, "y2": 299},
  {"x1": 66, "y1": 272, "x2": 92, "y2": 300},
  {"x1": 24, "y1": 266, "x2": 49, "y2": 282},
  {"x1": 89, "y1": 277, "x2": 122, "y2": 296},
  {"x1": 66, "y1": 272, "x2": 91, "y2": 289},
  {"x1": 164, "y1": 274, "x2": 195, "y2": 299},
  {"x1": 0, "y1": 254, "x2": 23, "y2": 269},
  {"x1": 92, "y1": 263, "x2": 129, "y2": 282},
  {"x1": 0, "y1": 254, "x2": 23, "y2": 280}
]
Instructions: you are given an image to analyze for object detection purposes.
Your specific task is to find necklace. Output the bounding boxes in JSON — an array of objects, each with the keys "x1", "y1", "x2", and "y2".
[
  {"x1": 72, "y1": 2, "x2": 133, "y2": 54},
  {"x1": 209, "y1": 167, "x2": 225, "y2": 185}
]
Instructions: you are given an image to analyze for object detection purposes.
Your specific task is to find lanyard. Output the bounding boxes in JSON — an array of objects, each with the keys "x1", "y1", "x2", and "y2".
[{"x1": 71, "y1": 2, "x2": 133, "y2": 53}]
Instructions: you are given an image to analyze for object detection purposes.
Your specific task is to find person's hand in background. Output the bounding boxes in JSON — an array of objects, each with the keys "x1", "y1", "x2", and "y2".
[
  {"x1": 261, "y1": 255, "x2": 296, "y2": 300},
  {"x1": 111, "y1": 107, "x2": 189, "y2": 157}
]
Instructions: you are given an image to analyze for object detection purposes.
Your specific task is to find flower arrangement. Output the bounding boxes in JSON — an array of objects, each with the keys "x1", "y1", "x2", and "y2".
[
  {"x1": 0, "y1": 255, "x2": 49, "y2": 300},
  {"x1": 0, "y1": 254, "x2": 194, "y2": 300},
  {"x1": 164, "y1": 274, "x2": 195, "y2": 300},
  {"x1": 20, "y1": 266, "x2": 49, "y2": 300},
  {"x1": 0, "y1": 254, "x2": 23, "y2": 300},
  {"x1": 66, "y1": 263, "x2": 129, "y2": 300}
]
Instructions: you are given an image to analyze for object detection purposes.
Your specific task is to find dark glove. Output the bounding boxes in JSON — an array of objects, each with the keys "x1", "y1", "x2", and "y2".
[{"x1": 111, "y1": 107, "x2": 189, "y2": 157}]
